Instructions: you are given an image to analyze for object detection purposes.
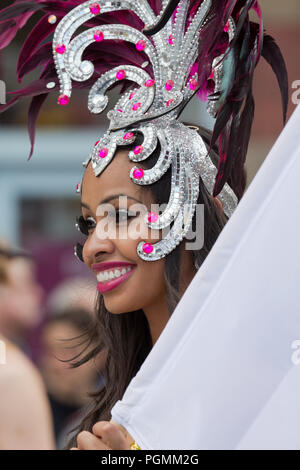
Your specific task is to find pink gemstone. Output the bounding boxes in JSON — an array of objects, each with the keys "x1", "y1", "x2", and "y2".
[
  {"x1": 94, "y1": 31, "x2": 104, "y2": 42},
  {"x1": 142, "y1": 242, "x2": 153, "y2": 254},
  {"x1": 133, "y1": 145, "x2": 143, "y2": 155},
  {"x1": 132, "y1": 102, "x2": 142, "y2": 111},
  {"x1": 224, "y1": 21, "x2": 229, "y2": 33},
  {"x1": 117, "y1": 109, "x2": 123, "y2": 113},
  {"x1": 166, "y1": 98, "x2": 174, "y2": 107},
  {"x1": 133, "y1": 168, "x2": 144, "y2": 179},
  {"x1": 55, "y1": 44, "x2": 66, "y2": 54},
  {"x1": 124, "y1": 132, "x2": 134, "y2": 141},
  {"x1": 209, "y1": 69, "x2": 214, "y2": 80},
  {"x1": 129, "y1": 92, "x2": 135, "y2": 100},
  {"x1": 76, "y1": 182, "x2": 81, "y2": 193},
  {"x1": 90, "y1": 3, "x2": 101, "y2": 15},
  {"x1": 147, "y1": 212, "x2": 158, "y2": 223},
  {"x1": 168, "y1": 34, "x2": 174, "y2": 45},
  {"x1": 165, "y1": 80, "x2": 174, "y2": 91},
  {"x1": 57, "y1": 94, "x2": 69, "y2": 106},
  {"x1": 145, "y1": 79, "x2": 155, "y2": 87},
  {"x1": 99, "y1": 148, "x2": 108, "y2": 158},
  {"x1": 136, "y1": 40, "x2": 146, "y2": 51},
  {"x1": 116, "y1": 69, "x2": 126, "y2": 80},
  {"x1": 94, "y1": 140, "x2": 100, "y2": 147},
  {"x1": 189, "y1": 79, "x2": 198, "y2": 90}
]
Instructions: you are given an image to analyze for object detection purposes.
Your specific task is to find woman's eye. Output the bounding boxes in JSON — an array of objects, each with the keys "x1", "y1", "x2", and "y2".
[
  {"x1": 115, "y1": 209, "x2": 136, "y2": 224},
  {"x1": 76, "y1": 215, "x2": 96, "y2": 236},
  {"x1": 76, "y1": 210, "x2": 135, "y2": 235}
]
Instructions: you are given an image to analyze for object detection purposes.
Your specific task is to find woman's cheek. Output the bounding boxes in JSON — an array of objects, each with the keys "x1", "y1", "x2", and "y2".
[{"x1": 125, "y1": 215, "x2": 150, "y2": 242}]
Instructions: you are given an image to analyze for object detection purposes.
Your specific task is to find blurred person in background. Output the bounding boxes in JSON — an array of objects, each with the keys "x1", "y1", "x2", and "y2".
[
  {"x1": 38, "y1": 307, "x2": 106, "y2": 449},
  {"x1": 46, "y1": 276, "x2": 97, "y2": 318},
  {"x1": 0, "y1": 239, "x2": 45, "y2": 356},
  {"x1": 0, "y1": 239, "x2": 55, "y2": 450}
]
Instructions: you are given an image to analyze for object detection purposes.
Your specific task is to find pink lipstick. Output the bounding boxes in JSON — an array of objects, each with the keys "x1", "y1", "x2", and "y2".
[{"x1": 93, "y1": 263, "x2": 137, "y2": 293}]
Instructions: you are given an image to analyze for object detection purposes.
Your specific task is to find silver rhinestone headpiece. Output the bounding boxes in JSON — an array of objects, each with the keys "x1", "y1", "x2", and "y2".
[{"x1": 53, "y1": 0, "x2": 238, "y2": 261}]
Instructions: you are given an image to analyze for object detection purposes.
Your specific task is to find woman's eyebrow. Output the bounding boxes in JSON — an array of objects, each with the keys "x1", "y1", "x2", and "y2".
[{"x1": 81, "y1": 194, "x2": 142, "y2": 209}]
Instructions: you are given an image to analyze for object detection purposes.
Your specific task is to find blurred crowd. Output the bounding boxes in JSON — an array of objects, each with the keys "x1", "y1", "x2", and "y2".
[{"x1": 0, "y1": 238, "x2": 105, "y2": 450}]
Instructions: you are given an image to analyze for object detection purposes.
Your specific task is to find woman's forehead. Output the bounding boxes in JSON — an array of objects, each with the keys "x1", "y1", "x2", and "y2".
[
  {"x1": 82, "y1": 150, "x2": 132, "y2": 191},
  {"x1": 81, "y1": 150, "x2": 152, "y2": 207}
]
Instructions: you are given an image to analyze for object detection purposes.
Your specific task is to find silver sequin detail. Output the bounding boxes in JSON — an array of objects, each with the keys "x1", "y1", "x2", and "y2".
[{"x1": 52, "y1": 0, "x2": 239, "y2": 262}]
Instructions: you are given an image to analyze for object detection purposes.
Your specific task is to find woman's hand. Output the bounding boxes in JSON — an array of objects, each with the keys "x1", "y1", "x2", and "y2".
[{"x1": 70, "y1": 420, "x2": 135, "y2": 450}]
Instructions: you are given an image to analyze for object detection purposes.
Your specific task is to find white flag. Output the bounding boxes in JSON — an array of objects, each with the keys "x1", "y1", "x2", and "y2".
[{"x1": 111, "y1": 104, "x2": 300, "y2": 450}]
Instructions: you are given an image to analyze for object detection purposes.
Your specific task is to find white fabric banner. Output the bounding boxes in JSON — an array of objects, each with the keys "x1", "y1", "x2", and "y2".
[{"x1": 111, "y1": 104, "x2": 300, "y2": 450}]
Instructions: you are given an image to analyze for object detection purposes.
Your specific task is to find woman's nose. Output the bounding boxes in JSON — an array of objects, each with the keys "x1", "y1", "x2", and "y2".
[{"x1": 83, "y1": 224, "x2": 115, "y2": 263}]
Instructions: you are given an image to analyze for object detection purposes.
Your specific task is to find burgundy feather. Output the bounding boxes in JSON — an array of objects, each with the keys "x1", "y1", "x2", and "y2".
[
  {"x1": 0, "y1": 11, "x2": 36, "y2": 50},
  {"x1": 0, "y1": 2, "x2": 42, "y2": 22},
  {"x1": 0, "y1": 95, "x2": 20, "y2": 113},
  {"x1": 17, "y1": 15, "x2": 59, "y2": 81},
  {"x1": 261, "y1": 33, "x2": 288, "y2": 125},
  {"x1": 230, "y1": 88, "x2": 254, "y2": 199},
  {"x1": 206, "y1": 0, "x2": 275, "y2": 198},
  {"x1": 27, "y1": 93, "x2": 48, "y2": 160},
  {"x1": 18, "y1": 42, "x2": 53, "y2": 79}
]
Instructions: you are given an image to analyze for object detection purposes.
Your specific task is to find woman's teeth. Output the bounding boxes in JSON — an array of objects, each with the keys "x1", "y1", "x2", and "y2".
[{"x1": 97, "y1": 266, "x2": 133, "y2": 283}]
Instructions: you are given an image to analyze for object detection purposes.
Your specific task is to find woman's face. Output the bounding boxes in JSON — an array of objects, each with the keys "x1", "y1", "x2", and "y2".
[
  {"x1": 0, "y1": 258, "x2": 44, "y2": 332},
  {"x1": 80, "y1": 148, "x2": 166, "y2": 314}
]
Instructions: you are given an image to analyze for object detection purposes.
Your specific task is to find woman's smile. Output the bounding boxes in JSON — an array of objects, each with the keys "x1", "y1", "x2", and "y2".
[{"x1": 95, "y1": 265, "x2": 137, "y2": 293}]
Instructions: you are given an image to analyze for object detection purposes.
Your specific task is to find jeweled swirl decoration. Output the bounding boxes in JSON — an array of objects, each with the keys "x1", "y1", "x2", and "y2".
[{"x1": 53, "y1": 0, "x2": 238, "y2": 261}]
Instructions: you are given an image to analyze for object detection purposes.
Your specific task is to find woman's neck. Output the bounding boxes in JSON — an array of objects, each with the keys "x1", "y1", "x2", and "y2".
[
  {"x1": 144, "y1": 250, "x2": 197, "y2": 346},
  {"x1": 143, "y1": 293, "x2": 170, "y2": 346}
]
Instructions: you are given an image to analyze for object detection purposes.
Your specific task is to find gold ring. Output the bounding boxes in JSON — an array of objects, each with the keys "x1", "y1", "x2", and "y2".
[{"x1": 130, "y1": 441, "x2": 141, "y2": 450}]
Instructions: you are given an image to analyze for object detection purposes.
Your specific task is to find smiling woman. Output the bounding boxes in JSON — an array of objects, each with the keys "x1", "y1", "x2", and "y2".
[
  {"x1": 0, "y1": 0, "x2": 287, "y2": 452},
  {"x1": 79, "y1": 145, "x2": 171, "y2": 327},
  {"x1": 65, "y1": 126, "x2": 230, "y2": 449}
]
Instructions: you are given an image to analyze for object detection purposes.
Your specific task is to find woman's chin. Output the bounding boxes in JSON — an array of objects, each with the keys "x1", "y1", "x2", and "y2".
[{"x1": 103, "y1": 297, "x2": 139, "y2": 315}]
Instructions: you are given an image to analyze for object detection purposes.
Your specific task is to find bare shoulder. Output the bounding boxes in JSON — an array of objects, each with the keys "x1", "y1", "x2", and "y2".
[
  {"x1": 0, "y1": 340, "x2": 42, "y2": 390},
  {"x1": 0, "y1": 339, "x2": 55, "y2": 450}
]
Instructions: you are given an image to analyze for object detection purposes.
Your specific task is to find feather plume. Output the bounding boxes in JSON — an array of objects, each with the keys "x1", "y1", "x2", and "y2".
[{"x1": 0, "y1": 0, "x2": 288, "y2": 197}]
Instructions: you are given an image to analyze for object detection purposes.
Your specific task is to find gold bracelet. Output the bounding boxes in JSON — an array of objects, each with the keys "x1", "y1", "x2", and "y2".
[{"x1": 130, "y1": 441, "x2": 141, "y2": 450}]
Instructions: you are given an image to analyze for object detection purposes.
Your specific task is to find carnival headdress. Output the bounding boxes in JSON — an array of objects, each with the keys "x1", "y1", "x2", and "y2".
[{"x1": 0, "y1": 0, "x2": 288, "y2": 262}]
